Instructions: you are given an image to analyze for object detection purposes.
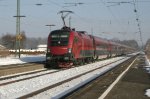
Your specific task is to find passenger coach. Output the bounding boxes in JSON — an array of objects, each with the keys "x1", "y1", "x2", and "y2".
[{"x1": 46, "y1": 26, "x2": 135, "y2": 68}]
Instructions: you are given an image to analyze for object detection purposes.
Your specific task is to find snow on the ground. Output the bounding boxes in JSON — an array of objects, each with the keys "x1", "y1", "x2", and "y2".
[
  {"x1": 145, "y1": 89, "x2": 150, "y2": 97},
  {"x1": 0, "y1": 56, "x2": 130, "y2": 99},
  {"x1": 145, "y1": 55, "x2": 150, "y2": 97},
  {"x1": 32, "y1": 57, "x2": 129, "y2": 99},
  {"x1": 0, "y1": 54, "x2": 46, "y2": 66}
]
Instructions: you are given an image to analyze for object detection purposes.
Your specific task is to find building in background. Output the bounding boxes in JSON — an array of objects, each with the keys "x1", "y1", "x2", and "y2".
[{"x1": 37, "y1": 44, "x2": 47, "y2": 52}]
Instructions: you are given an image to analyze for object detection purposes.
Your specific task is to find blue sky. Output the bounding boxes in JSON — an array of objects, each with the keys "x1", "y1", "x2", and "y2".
[{"x1": 0, "y1": 0, "x2": 150, "y2": 45}]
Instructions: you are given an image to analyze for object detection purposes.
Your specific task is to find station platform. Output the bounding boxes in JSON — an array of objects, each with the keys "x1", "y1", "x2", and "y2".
[{"x1": 104, "y1": 55, "x2": 150, "y2": 99}]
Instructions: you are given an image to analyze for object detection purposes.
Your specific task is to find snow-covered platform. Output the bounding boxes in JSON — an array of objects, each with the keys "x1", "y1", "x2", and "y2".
[{"x1": 102, "y1": 55, "x2": 150, "y2": 99}]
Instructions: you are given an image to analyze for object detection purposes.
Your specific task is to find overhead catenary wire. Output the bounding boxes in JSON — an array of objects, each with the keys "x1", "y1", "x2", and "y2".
[
  {"x1": 47, "y1": 0, "x2": 103, "y2": 34},
  {"x1": 100, "y1": 0, "x2": 130, "y2": 37},
  {"x1": 133, "y1": 0, "x2": 144, "y2": 49},
  {"x1": 104, "y1": 0, "x2": 144, "y2": 48},
  {"x1": 0, "y1": 0, "x2": 149, "y2": 42},
  {"x1": 47, "y1": 0, "x2": 138, "y2": 39}
]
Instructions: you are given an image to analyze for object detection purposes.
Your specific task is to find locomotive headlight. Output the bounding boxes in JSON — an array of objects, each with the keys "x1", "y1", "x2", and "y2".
[{"x1": 68, "y1": 48, "x2": 72, "y2": 53}]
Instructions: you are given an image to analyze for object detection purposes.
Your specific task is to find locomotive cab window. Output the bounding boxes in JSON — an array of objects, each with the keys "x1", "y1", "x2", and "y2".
[{"x1": 50, "y1": 30, "x2": 70, "y2": 46}]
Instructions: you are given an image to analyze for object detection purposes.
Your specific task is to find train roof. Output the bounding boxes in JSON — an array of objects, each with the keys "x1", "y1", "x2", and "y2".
[
  {"x1": 111, "y1": 41, "x2": 135, "y2": 49},
  {"x1": 93, "y1": 36, "x2": 135, "y2": 49},
  {"x1": 93, "y1": 36, "x2": 110, "y2": 44}
]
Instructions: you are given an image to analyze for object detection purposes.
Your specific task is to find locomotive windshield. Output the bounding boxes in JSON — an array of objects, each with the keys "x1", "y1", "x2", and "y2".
[{"x1": 50, "y1": 30, "x2": 70, "y2": 46}]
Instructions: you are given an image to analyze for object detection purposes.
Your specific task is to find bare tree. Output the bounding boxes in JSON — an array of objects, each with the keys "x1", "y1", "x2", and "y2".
[{"x1": 1, "y1": 33, "x2": 15, "y2": 49}]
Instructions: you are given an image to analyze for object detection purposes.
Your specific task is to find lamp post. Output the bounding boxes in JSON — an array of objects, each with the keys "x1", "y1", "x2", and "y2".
[
  {"x1": 14, "y1": 0, "x2": 25, "y2": 58},
  {"x1": 45, "y1": 24, "x2": 55, "y2": 32}
]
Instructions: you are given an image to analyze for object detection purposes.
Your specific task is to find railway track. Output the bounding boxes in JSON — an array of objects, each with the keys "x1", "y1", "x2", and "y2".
[
  {"x1": 0, "y1": 69, "x2": 59, "y2": 86},
  {"x1": 64, "y1": 54, "x2": 138, "y2": 99},
  {"x1": 0, "y1": 55, "x2": 136, "y2": 99},
  {"x1": 0, "y1": 62, "x2": 45, "y2": 76}
]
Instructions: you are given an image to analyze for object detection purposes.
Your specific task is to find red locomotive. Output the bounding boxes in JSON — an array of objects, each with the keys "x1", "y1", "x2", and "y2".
[
  {"x1": 45, "y1": 10, "x2": 135, "y2": 68},
  {"x1": 46, "y1": 26, "x2": 135, "y2": 68}
]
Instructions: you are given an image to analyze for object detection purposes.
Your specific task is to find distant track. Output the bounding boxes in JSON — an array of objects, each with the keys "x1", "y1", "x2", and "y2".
[
  {"x1": 0, "y1": 61, "x2": 44, "y2": 69},
  {"x1": 0, "y1": 62, "x2": 45, "y2": 76},
  {"x1": 0, "y1": 69, "x2": 59, "y2": 86},
  {"x1": 0, "y1": 69, "x2": 47, "y2": 80}
]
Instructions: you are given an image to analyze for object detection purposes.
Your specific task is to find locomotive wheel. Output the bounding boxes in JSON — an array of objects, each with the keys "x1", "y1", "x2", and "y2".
[
  {"x1": 90, "y1": 57, "x2": 94, "y2": 63},
  {"x1": 85, "y1": 57, "x2": 92, "y2": 63},
  {"x1": 73, "y1": 60, "x2": 79, "y2": 66},
  {"x1": 79, "y1": 58, "x2": 85, "y2": 65},
  {"x1": 73, "y1": 59, "x2": 82, "y2": 66}
]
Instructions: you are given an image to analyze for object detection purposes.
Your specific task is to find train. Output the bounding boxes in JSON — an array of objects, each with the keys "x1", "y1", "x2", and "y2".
[{"x1": 46, "y1": 26, "x2": 135, "y2": 68}]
